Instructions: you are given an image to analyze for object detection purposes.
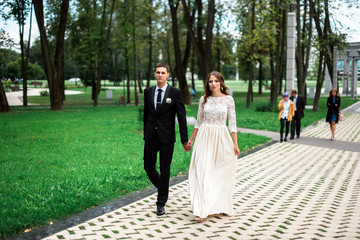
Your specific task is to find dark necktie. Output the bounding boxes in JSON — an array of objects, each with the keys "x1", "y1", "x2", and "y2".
[{"x1": 156, "y1": 89, "x2": 162, "y2": 110}]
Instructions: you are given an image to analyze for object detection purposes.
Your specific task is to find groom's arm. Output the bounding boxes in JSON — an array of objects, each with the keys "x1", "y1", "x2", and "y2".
[{"x1": 175, "y1": 89, "x2": 188, "y2": 144}]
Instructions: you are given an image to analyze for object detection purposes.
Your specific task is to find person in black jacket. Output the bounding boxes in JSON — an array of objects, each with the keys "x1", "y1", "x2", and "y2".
[
  {"x1": 290, "y1": 89, "x2": 306, "y2": 139},
  {"x1": 143, "y1": 62, "x2": 190, "y2": 216},
  {"x1": 326, "y1": 88, "x2": 341, "y2": 140}
]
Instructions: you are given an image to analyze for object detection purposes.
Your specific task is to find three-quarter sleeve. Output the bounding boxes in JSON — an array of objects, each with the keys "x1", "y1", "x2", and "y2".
[
  {"x1": 194, "y1": 96, "x2": 205, "y2": 129},
  {"x1": 227, "y1": 96, "x2": 237, "y2": 133}
]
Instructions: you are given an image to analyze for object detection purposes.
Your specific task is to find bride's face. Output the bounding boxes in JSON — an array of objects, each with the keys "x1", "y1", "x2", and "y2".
[{"x1": 208, "y1": 75, "x2": 221, "y2": 93}]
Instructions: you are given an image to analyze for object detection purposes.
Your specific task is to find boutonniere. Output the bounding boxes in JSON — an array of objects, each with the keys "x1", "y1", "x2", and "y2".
[{"x1": 166, "y1": 98, "x2": 172, "y2": 104}]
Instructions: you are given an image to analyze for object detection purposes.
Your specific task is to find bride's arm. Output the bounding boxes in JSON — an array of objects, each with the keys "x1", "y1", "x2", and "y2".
[
  {"x1": 231, "y1": 132, "x2": 240, "y2": 155},
  {"x1": 188, "y1": 128, "x2": 199, "y2": 146}
]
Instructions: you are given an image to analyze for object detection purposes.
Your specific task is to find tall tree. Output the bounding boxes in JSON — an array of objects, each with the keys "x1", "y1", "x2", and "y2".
[
  {"x1": 269, "y1": 0, "x2": 287, "y2": 109},
  {"x1": 246, "y1": 0, "x2": 255, "y2": 108},
  {"x1": 33, "y1": 0, "x2": 69, "y2": 110},
  {"x1": 131, "y1": 0, "x2": 139, "y2": 106},
  {"x1": 146, "y1": 0, "x2": 153, "y2": 88},
  {"x1": 181, "y1": 0, "x2": 215, "y2": 82},
  {"x1": 93, "y1": 0, "x2": 115, "y2": 107},
  {"x1": 295, "y1": 0, "x2": 313, "y2": 98},
  {"x1": 169, "y1": 0, "x2": 192, "y2": 104},
  {"x1": 3, "y1": 0, "x2": 32, "y2": 106},
  {"x1": 0, "y1": 29, "x2": 15, "y2": 112},
  {"x1": 310, "y1": 0, "x2": 343, "y2": 111}
]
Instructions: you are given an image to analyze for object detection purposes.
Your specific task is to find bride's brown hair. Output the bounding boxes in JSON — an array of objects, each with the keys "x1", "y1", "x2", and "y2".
[{"x1": 202, "y1": 71, "x2": 229, "y2": 107}]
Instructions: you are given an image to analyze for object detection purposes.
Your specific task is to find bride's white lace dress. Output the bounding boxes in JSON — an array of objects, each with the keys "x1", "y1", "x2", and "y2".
[{"x1": 189, "y1": 95, "x2": 237, "y2": 218}]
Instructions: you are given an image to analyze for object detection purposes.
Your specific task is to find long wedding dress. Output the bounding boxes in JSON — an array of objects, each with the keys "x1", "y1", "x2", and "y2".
[{"x1": 189, "y1": 95, "x2": 237, "y2": 218}]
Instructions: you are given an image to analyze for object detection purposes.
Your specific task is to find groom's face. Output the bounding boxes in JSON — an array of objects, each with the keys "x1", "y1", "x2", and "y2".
[{"x1": 155, "y1": 67, "x2": 169, "y2": 87}]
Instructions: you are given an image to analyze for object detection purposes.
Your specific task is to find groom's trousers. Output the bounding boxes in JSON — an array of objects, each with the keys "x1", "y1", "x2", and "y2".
[{"x1": 144, "y1": 132, "x2": 174, "y2": 207}]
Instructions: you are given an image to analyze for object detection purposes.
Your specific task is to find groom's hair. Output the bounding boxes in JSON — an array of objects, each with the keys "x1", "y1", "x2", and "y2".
[{"x1": 154, "y1": 62, "x2": 170, "y2": 73}]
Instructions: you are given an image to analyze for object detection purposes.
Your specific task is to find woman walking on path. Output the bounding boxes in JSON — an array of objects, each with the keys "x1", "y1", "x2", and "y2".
[
  {"x1": 186, "y1": 71, "x2": 240, "y2": 222},
  {"x1": 326, "y1": 88, "x2": 341, "y2": 140},
  {"x1": 278, "y1": 92, "x2": 295, "y2": 142}
]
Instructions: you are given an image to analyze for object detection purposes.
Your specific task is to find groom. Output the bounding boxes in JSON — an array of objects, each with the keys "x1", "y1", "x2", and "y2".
[{"x1": 143, "y1": 62, "x2": 190, "y2": 216}]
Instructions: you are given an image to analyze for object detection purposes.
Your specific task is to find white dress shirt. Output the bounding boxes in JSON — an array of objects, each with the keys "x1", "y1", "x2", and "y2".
[
  {"x1": 293, "y1": 94, "x2": 297, "y2": 111},
  {"x1": 154, "y1": 83, "x2": 168, "y2": 110},
  {"x1": 281, "y1": 99, "x2": 290, "y2": 119}
]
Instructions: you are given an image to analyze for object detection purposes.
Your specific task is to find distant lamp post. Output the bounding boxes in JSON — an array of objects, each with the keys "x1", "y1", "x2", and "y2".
[{"x1": 276, "y1": 1, "x2": 306, "y2": 93}]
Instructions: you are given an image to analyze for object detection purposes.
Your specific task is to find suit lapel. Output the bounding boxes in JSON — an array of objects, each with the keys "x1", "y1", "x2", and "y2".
[{"x1": 150, "y1": 86, "x2": 156, "y2": 113}]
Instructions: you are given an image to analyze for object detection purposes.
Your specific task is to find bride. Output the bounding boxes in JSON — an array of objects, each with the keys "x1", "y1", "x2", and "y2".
[{"x1": 187, "y1": 71, "x2": 239, "y2": 222}]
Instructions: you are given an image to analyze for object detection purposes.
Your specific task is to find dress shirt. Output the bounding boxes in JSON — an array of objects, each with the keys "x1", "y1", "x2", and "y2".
[
  {"x1": 154, "y1": 83, "x2": 168, "y2": 110},
  {"x1": 293, "y1": 94, "x2": 297, "y2": 111}
]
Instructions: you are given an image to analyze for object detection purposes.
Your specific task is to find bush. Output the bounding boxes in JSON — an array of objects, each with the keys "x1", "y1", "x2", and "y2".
[
  {"x1": 4, "y1": 80, "x2": 12, "y2": 88},
  {"x1": 256, "y1": 102, "x2": 274, "y2": 112},
  {"x1": 40, "y1": 90, "x2": 49, "y2": 96}
]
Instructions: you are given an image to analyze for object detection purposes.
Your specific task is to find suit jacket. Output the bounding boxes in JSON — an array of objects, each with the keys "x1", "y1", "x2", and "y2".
[
  {"x1": 278, "y1": 99, "x2": 295, "y2": 121},
  {"x1": 290, "y1": 95, "x2": 305, "y2": 119},
  {"x1": 326, "y1": 96, "x2": 341, "y2": 123},
  {"x1": 143, "y1": 84, "x2": 188, "y2": 144}
]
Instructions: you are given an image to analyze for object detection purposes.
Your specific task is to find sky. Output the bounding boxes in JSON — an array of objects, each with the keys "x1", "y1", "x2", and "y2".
[{"x1": 1, "y1": 1, "x2": 359, "y2": 52}]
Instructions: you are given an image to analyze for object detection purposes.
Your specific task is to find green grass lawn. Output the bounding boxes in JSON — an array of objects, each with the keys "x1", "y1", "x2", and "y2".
[{"x1": 0, "y1": 105, "x2": 270, "y2": 239}]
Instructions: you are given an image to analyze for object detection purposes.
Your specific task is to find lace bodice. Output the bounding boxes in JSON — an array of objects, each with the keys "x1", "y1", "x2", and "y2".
[{"x1": 194, "y1": 95, "x2": 237, "y2": 132}]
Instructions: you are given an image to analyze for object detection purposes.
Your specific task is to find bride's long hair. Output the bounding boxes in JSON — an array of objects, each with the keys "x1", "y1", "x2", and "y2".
[{"x1": 202, "y1": 71, "x2": 229, "y2": 107}]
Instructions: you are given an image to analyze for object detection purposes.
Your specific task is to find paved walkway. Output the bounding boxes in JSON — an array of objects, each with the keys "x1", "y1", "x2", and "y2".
[
  {"x1": 5, "y1": 88, "x2": 84, "y2": 106},
  {"x1": 11, "y1": 102, "x2": 360, "y2": 240}
]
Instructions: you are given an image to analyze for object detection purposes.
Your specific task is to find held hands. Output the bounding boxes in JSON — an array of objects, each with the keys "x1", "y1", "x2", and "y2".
[{"x1": 183, "y1": 140, "x2": 193, "y2": 152}]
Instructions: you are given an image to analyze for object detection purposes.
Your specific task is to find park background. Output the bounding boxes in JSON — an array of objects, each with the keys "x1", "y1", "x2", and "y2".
[{"x1": 1, "y1": 0, "x2": 360, "y2": 239}]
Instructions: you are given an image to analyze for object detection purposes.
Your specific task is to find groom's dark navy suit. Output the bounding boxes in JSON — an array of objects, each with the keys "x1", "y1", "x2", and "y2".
[{"x1": 143, "y1": 84, "x2": 188, "y2": 207}]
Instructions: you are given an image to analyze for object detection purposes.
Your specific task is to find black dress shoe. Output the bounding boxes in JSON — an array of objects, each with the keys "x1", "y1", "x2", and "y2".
[
  {"x1": 297, "y1": 135, "x2": 300, "y2": 139},
  {"x1": 280, "y1": 138, "x2": 283, "y2": 143},
  {"x1": 290, "y1": 136, "x2": 294, "y2": 140},
  {"x1": 284, "y1": 137, "x2": 287, "y2": 142},
  {"x1": 157, "y1": 205, "x2": 165, "y2": 216}
]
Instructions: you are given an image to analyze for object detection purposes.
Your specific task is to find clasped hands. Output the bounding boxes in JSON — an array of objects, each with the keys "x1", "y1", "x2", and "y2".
[{"x1": 183, "y1": 141, "x2": 193, "y2": 152}]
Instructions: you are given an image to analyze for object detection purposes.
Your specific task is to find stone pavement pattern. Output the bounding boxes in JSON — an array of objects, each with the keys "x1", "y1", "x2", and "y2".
[
  {"x1": 302, "y1": 112, "x2": 360, "y2": 142},
  {"x1": 43, "y1": 142, "x2": 360, "y2": 239}
]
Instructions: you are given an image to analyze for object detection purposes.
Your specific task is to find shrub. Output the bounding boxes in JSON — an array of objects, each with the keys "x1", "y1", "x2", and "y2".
[
  {"x1": 40, "y1": 90, "x2": 49, "y2": 96},
  {"x1": 256, "y1": 102, "x2": 274, "y2": 112},
  {"x1": 4, "y1": 80, "x2": 12, "y2": 88}
]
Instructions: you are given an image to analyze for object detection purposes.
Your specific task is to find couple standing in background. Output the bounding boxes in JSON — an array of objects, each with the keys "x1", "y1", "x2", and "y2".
[
  {"x1": 278, "y1": 90, "x2": 305, "y2": 142},
  {"x1": 143, "y1": 62, "x2": 239, "y2": 221}
]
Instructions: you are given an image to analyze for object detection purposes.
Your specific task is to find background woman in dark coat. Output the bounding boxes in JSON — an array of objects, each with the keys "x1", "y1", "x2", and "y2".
[{"x1": 326, "y1": 88, "x2": 341, "y2": 140}]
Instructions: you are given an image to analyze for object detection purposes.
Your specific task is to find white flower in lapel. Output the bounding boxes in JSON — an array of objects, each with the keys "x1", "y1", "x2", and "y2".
[{"x1": 166, "y1": 98, "x2": 172, "y2": 104}]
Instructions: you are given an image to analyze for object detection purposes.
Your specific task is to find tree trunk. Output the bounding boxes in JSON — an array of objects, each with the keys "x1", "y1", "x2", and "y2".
[
  {"x1": 125, "y1": 47, "x2": 131, "y2": 104},
  {"x1": 181, "y1": 0, "x2": 215, "y2": 83},
  {"x1": 33, "y1": 0, "x2": 69, "y2": 111},
  {"x1": 146, "y1": 0, "x2": 152, "y2": 88},
  {"x1": 132, "y1": 2, "x2": 139, "y2": 106},
  {"x1": 258, "y1": 58, "x2": 263, "y2": 95},
  {"x1": 311, "y1": 0, "x2": 331, "y2": 111},
  {"x1": 296, "y1": 0, "x2": 313, "y2": 97},
  {"x1": 270, "y1": 3, "x2": 287, "y2": 108},
  {"x1": 247, "y1": 0, "x2": 255, "y2": 108},
  {"x1": 93, "y1": 0, "x2": 115, "y2": 107},
  {"x1": 169, "y1": 0, "x2": 191, "y2": 105},
  {"x1": 191, "y1": 48, "x2": 196, "y2": 91},
  {"x1": 18, "y1": 2, "x2": 33, "y2": 107},
  {"x1": 0, "y1": 80, "x2": 10, "y2": 112},
  {"x1": 313, "y1": 54, "x2": 325, "y2": 112}
]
